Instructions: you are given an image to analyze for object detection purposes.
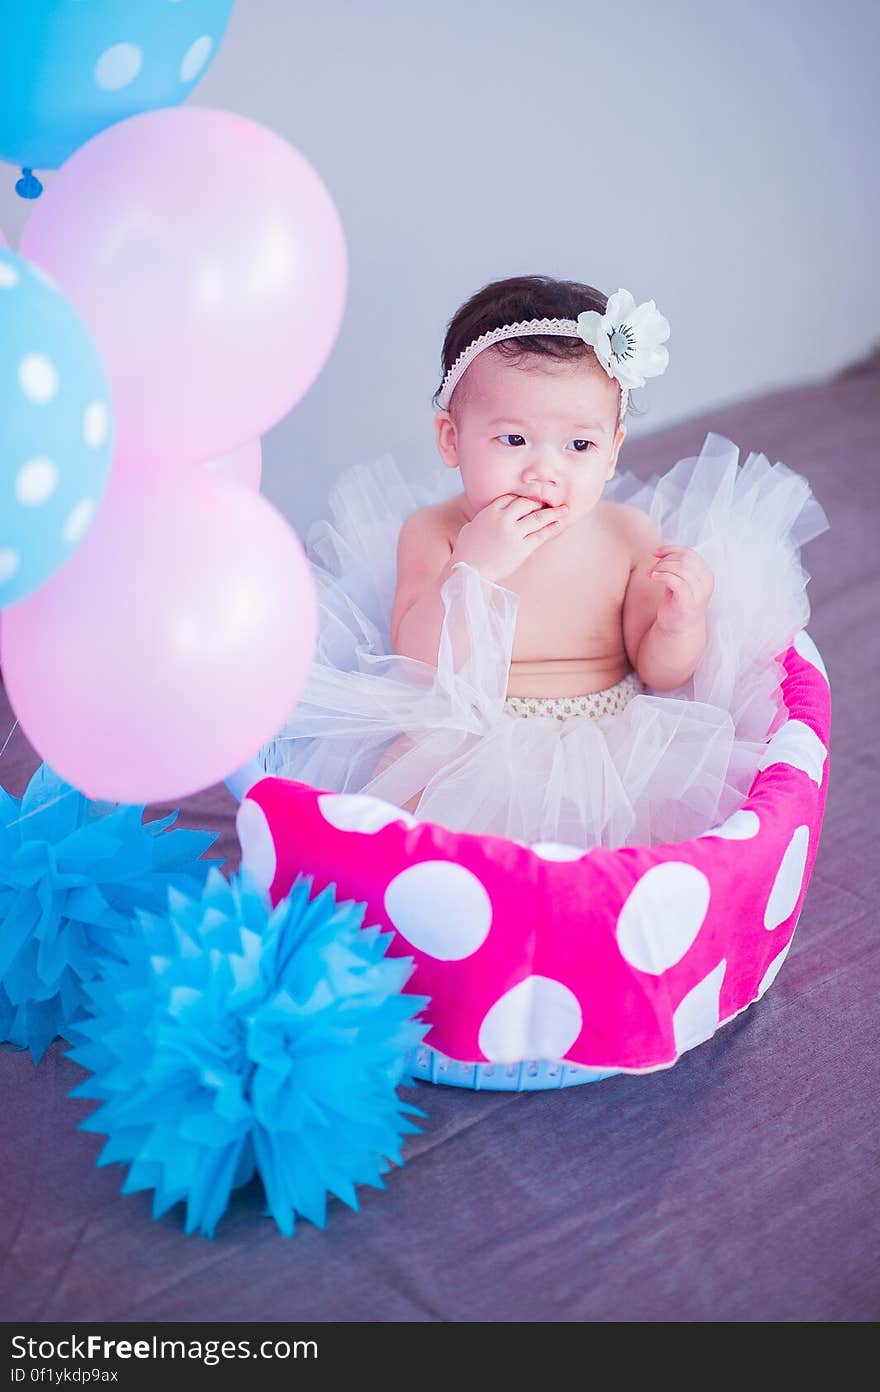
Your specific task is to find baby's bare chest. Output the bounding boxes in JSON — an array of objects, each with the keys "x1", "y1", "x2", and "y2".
[
  {"x1": 439, "y1": 504, "x2": 633, "y2": 658},
  {"x1": 507, "y1": 527, "x2": 631, "y2": 654}
]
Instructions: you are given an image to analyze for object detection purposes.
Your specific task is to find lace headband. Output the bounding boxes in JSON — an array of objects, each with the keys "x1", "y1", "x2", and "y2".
[{"x1": 436, "y1": 288, "x2": 670, "y2": 426}]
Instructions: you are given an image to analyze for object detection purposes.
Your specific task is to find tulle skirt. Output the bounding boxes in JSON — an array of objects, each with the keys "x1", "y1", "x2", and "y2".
[{"x1": 257, "y1": 431, "x2": 829, "y2": 849}]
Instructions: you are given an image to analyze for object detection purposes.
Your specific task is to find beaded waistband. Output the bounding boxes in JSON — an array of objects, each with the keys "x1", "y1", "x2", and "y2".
[{"x1": 504, "y1": 672, "x2": 644, "y2": 723}]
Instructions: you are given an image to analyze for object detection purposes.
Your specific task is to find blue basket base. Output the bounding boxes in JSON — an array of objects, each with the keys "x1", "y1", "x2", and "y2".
[{"x1": 406, "y1": 1043, "x2": 619, "y2": 1091}]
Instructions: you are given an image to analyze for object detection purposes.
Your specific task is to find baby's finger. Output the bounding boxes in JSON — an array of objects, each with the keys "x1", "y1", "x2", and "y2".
[
  {"x1": 511, "y1": 497, "x2": 551, "y2": 521},
  {"x1": 668, "y1": 555, "x2": 711, "y2": 592},
  {"x1": 650, "y1": 558, "x2": 690, "y2": 579},
  {"x1": 655, "y1": 545, "x2": 708, "y2": 577},
  {"x1": 513, "y1": 496, "x2": 558, "y2": 521},
  {"x1": 523, "y1": 506, "x2": 567, "y2": 536},
  {"x1": 649, "y1": 566, "x2": 691, "y2": 596},
  {"x1": 680, "y1": 554, "x2": 712, "y2": 580}
]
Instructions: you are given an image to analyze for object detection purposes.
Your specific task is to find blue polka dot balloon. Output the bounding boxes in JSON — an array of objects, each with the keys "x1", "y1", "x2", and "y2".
[
  {"x1": 0, "y1": 1, "x2": 235, "y2": 176},
  {"x1": 0, "y1": 247, "x2": 114, "y2": 610}
]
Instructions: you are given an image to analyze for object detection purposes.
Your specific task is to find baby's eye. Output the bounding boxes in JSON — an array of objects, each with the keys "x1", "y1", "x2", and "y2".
[
  {"x1": 567, "y1": 439, "x2": 594, "y2": 453},
  {"x1": 497, "y1": 434, "x2": 526, "y2": 447}
]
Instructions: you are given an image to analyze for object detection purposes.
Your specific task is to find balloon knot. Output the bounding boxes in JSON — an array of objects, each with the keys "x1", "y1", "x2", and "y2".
[{"x1": 16, "y1": 168, "x2": 44, "y2": 200}]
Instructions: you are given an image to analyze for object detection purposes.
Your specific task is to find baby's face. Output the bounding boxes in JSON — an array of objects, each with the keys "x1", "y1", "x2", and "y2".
[{"x1": 435, "y1": 349, "x2": 626, "y2": 523}]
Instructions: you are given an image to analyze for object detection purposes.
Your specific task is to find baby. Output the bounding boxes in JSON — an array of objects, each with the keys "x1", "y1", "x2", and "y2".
[
  {"x1": 390, "y1": 276, "x2": 715, "y2": 722},
  {"x1": 258, "y1": 272, "x2": 821, "y2": 846}
]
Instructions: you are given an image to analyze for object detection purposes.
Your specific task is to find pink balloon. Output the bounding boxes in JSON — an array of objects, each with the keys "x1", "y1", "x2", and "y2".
[
  {"x1": 19, "y1": 107, "x2": 348, "y2": 472},
  {"x1": 1, "y1": 472, "x2": 317, "y2": 803},
  {"x1": 204, "y1": 438, "x2": 262, "y2": 491}
]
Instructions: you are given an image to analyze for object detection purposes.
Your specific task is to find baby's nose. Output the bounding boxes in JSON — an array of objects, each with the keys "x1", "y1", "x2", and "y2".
[{"x1": 523, "y1": 464, "x2": 558, "y2": 488}]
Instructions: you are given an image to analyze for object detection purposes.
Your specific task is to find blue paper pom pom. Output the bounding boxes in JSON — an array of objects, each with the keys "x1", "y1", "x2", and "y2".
[
  {"x1": 0, "y1": 763, "x2": 219, "y2": 1062},
  {"x1": 68, "y1": 869, "x2": 429, "y2": 1238}
]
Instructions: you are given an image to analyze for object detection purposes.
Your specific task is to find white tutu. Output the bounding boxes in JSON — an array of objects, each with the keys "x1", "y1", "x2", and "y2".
[{"x1": 258, "y1": 431, "x2": 829, "y2": 848}]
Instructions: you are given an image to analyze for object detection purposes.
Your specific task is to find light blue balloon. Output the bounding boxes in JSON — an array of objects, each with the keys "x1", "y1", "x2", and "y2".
[
  {"x1": 0, "y1": 248, "x2": 114, "y2": 609},
  {"x1": 0, "y1": 0, "x2": 235, "y2": 173}
]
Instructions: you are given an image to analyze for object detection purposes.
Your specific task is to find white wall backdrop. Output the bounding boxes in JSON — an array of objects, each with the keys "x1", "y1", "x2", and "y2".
[{"x1": 2, "y1": 0, "x2": 877, "y2": 531}]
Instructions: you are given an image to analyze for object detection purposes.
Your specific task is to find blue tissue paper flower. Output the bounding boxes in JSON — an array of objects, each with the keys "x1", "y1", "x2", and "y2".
[
  {"x1": 68, "y1": 870, "x2": 429, "y2": 1238},
  {"x1": 0, "y1": 763, "x2": 218, "y2": 1061}
]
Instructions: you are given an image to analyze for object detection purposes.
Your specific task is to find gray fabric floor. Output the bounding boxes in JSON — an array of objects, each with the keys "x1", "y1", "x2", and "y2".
[{"x1": 1, "y1": 354, "x2": 877, "y2": 1321}]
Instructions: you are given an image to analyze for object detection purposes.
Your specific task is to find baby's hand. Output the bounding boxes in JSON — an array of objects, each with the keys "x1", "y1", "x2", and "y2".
[
  {"x1": 648, "y1": 544, "x2": 714, "y2": 634},
  {"x1": 452, "y1": 494, "x2": 569, "y2": 583}
]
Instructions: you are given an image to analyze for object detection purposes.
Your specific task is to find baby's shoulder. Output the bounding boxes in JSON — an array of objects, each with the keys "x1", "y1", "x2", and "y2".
[
  {"x1": 599, "y1": 499, "x2": 662, "y2": 564},
  {"x1": 396, "y1": 498, "x2": 460, "y2": 569},
  {"x1": 399, "y1": 495, "x2": 463, "y2": 545}
]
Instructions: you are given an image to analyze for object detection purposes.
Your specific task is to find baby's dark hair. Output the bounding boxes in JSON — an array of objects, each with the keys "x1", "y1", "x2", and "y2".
[{"x1": 432, "y1": 274, "x2": 643, "y2": 424}]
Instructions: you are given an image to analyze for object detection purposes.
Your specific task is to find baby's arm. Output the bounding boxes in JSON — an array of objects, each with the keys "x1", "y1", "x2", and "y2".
[
  {"x1": 392, "y1": 494, "x2": 568, "y2": 663},
  {"x1": 390, "y1": 506, "x2": 457, "y2": 664},
  {"x1": 621, "y1": 509, "x2": 712, "y2": 690}
]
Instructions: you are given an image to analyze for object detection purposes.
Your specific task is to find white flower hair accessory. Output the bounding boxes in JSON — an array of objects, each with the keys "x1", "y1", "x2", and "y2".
[
  {"x1": 435, "y1": 287, "x2": 669, "y2": 421},
  {"x1": 576, "y1": 289, "x2": 670, "y2": 390}
]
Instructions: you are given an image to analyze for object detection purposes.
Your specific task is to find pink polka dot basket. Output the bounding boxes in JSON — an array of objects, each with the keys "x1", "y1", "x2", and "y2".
[{"x1": 236, "y1": 631, "x2": 830, "y2": 1091}]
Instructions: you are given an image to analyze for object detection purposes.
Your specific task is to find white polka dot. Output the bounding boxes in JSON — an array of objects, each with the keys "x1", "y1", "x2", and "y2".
[
  {"x1": 759, "y1": 719, "x2": 827, "y2": 786},
  {"x1": 793, "y1": 629, "x2": 829, "y2": 685},
  {"x1": 616, "y1": 861, "x2": 711, "y2": 974},
  {"x1": 180, "y1": 35, "x2": 213, "y2": 82},
  {"x1": 83, "y1": 401, "x2": 109, "y2": 449},
  {"x1": 672, "y1": 959, "x2": 727, "y2": 1055},
  {"x1": 94, "y1": 43, "x2": 143, "y2": 91},
  {"x1": 384, "y1": 861, "x2": 492, "y2": 960},
  {"x1": 62, "y1": 498, "x2": 96, "y2": 544},
  {"x1": 19, "y1": 353, "x2": 58, "y2": 404},
  {"x1": 756, "y1": 921, "x2": 798, "y2": 998},
  {"x1": 530, "y1": 842, "x2": 587, "y2": 861},
  {"x1": 0, "y1": 549, "x2": 21, "y2": 584},
  {"x1": 317, "y1": 792, "x2": 417, "y2": 833},
  {"x1": 478, "y1": 976, "x2": 583, "y2": 1063},
  {"x1": 0, "y1": 261, "x2": 19, "y2": 288},
  {"x1": 236, "y1": 799, "x2": 277, "y2": 897},
  {"x1": 697, "y1": 809, "x2": 761, "y2": 840},
  {"x1": 764, "y1": 825, "x2": 809, "y2": 930},
  {"x1": 15, "y1": 456, "x2": 58, "y2": 506}
]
